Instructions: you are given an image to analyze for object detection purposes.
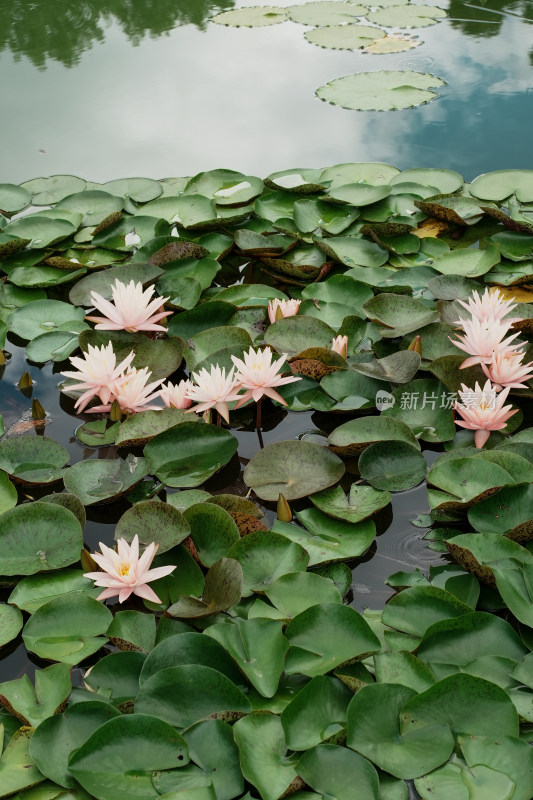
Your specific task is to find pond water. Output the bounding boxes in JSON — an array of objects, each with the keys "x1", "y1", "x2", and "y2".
[{"x1": 1, "y1": 0, "x2": 533, "y2": 184}]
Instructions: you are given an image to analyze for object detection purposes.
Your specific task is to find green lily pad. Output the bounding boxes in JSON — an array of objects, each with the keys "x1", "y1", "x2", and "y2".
[
  {"x1": 166, "y1": 557, "x2": 243, "y2": 618},
  {"x1": 63, "y1": 455, "x2": 149, "y2": 505},
  {"x1": 69, "y1": 262, "x2": 163, "y2": 306},
  {"x1": 272, "y1": 513, "x2": 376, "y2": 566},
  {"x1": 317, "y1": 236, "x2": 389, "y2": 268},
  {"x1": 367, "y1": 4, "x2": 447, "y2": 27},
  {"x1": 288, "y1": 1, "x2": 367, "y2": 25},
  {"x1": 114, "y1": 500, "x2": 190, "y2": 554},
  {"x1": 363, "y1": 293, "x2": 439, "y2": 337},
  {"x1": 183, "y1": 502, "x2": 240, "y2": 567},
  {"x1": 305, "y1": 25, "x2": 385, "y2": 51},
  {"x1": 373, "y1": 651, "x2": 435, "y2": 693},
  {"x1": 4, "y1": 216, "x2": 77, "y2": 249},
  {"x1": 0, "y1": 436, "x2": 69, "y2": 485},
  {"x1": 68, "y1": 714, "x2": 189, "y2": 799},
  {"x1": 9, "y1": 299, "x2": 85, "y2": 341},
  {"x1": 0, "y1": 604, "x2": 23, "y2": 647},
  {"x1": 26, "y1": 330, "x2": 82, "y2": 363},
  {"x1": 285, "y1": 602, "x2": 380, "y2": 677},
  {"x1": 352, "y1": 350, "x2": 421, "y2": 384},
  {"x1": 29, "y1": 701, "x2": 121, "y2": 789},
  {"x1": 263, "y1": 572, "x2": 342, "y2": 618},
  {"x1": 265, "y1": 316, "x2": 336, "y2": 357},
  {"x1": 135, "y1": 664, "x2": 251, "y2": 729},
  {"x1": 75, "y1": 420, "x2": 120, "y2": 448},
  {"x1": 8, "y1": 265, "x2": 87, "y2": 289},
  {"x1": 328, "y1": 416, "x2": 420, "y2": 456},
  {"x1": 381, "y1": 378, "x2": 456, "y2": 442},
  {"x1": 347, "y1": 683, "x2": 454, "y2": 779},
  {"x1": 0, "y1": 184, "x2": 31, "y2": 214},
  {"x1": 280, "y1": 676, "x2": 351, "y2": 750},
  {"x1": 106, "y1": 610, "x2": 156, "y2": 653},
  {"x1": 9, "y1": 570, "x2": 98, "y2": 614},
  {"x1": 233, "y1": 714, "x2": 298, "y2": 800},
  {"x1": 470, "y1": 170, "x2": 533, "y2": 202},
  {"x1": 0, "y1": 501, "x2": 82, "y2": 576},
  {"x1": 144, "y1": 423, "x2": 238, "y2": 488},
  {"x1": 358, "y1": 440, "x2": 427, "y2": 491},
  {"x1": 431, "y1": 244, "x2": 500, "y2": 276},
  {"x1": 244, "y1": 440, "x2": 345, "y2": 501},
  {"x1": 298, "y1": 744, "x2": 379, "y2": 800},
  {"x1": 427, "y1": 456, "x2": 525, "y2": 505},
  {"x1": 317, "y1": 71, "x2": 446, "y2": 111},
  {"x1": 212, "y1": 6, "x2": 288, "y2": 26},
  {"x1": 468, "y1": 483, "x2": 533, "y2": 540},
  {"x1": 23, "y1": 594, "x2": 112, "y2": 665},
  {"x1": 185, "y1": 170, "x2": 264, "y2": 206},
  {"x1": 20, "y1": 175, "x2": 87, "y2": 205},
  {"x1": 293, "y1": 197, "x2": 359, "y2": 234},
  {"x1": 227, "y1": 531, "x2": 308, "y2": 595},
  {"x1": 56, "y1": 191, "x2": 123, "y2": 227},
  {"x1": 310, "y1": 483, "x2": 391, "y2": 524},
  {"x1": 0, "y1": 470, "x2": 17, "y2": 515},
  {"x1": 320, "y1": 369, "x2": 385, "y2": 410},
  {"x1": 391, "y1": 168, "x2": 464, "y2": 194},
  {"x1": 0, "y1": 663, "x2": 71, "y2": 727},
  {"x1": 0, "y1": 727, "x2": 45, "y2": 796},
  {"x1": 320, "y1": 162, "x2": 401, "y2": 187},
  {"x1": 381, "y1": 585, "x2": 473, "y2": 638},
  {"x1": 102, "y1": 178, "x2": 162, "y2": 203},
  {"x1": 207, "y1": 617, "x2": 289, "y2": 698}
]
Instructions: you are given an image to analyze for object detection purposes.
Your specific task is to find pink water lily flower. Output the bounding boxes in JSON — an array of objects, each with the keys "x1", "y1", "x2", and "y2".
[
  {"x1": 481, "y1": 350, "x2": 533, "y2": 391},
  {"x1": 331, "y1": 335, "x2": 348, "y2": 359},
  {"x1": 84, "y1": 535, "x2": 176, "y2": 604},
  {"x1": 89, "y1": 366, "x2": 163, "y2": 414},
  {"x1": 231, "y1": 346, "x2": 301, "y2": 407},
  {"x1": 267, "y1": 298, "x2": 301, "y2": 324},
  {"x1": 159, "y1": 379, "x2": 193, "y2": 409},
  {"x1": 450, "y1": 315, "x2": 522, "y2": 368},
  {"x1": 454, "y1": 379, "x2": 518, "y2": 448},
  {"x1": 455, "y1": 287, "x2": 518, "y2": 324},
  {"x1": 86, "y1": 279, "x2": 172, "y2": 333},
  {"x1": 185, "y1": 364, "x2": 242, "y2": 423},
  {"x1": 61, "y1": 343, "x2": 135, "y2": 412}
]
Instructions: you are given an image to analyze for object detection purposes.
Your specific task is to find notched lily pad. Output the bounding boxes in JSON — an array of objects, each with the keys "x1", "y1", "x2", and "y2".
[
  {"x1": 211, "y1": 7, "x2": 288, "y2": 26},
  {"x1": 317, "y1": 71, "x2": 446, "y2": 111},
  {"x1": 63, "y1": 454, "x2": 149, "y2": 505}
]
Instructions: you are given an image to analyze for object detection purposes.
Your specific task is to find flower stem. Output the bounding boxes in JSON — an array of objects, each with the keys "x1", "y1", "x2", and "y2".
[{"x1": 256, "y1": 398, "x2": 262, "y2": 431}]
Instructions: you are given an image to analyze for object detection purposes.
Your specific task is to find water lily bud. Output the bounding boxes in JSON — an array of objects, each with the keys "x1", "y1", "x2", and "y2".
[
  {"x1": 277, "y1": 493, "x2": 292, "y2": 522},
  {"x1": 0, "y1": 350, "x2": 5, "y2": 366},
  {"x1": 109, "y1": 399, "x2": 123, "y2": 422},
  {"x1": 17, "y1": 371, "x2": 33, "y2": 390},
  {"x1": 31, "y1": 398, "x2": 45, "y2": 420},
  {"x1": 408, "y1": 335, "x2": 422, "y2": 356},
  {"x1": 80, "y1": 547, "x2": 97, "y2": 573}
]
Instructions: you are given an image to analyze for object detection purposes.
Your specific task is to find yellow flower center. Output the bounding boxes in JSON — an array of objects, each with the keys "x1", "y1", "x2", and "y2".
[{"x1": 119, "y1": 563, "x2": 130, "y2": 576}]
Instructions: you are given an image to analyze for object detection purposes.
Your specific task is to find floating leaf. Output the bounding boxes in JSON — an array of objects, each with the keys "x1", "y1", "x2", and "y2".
[
  {"x1": 166, "y1": 558, "x2": 243, "y2": 618},
  {"x1": 144, "y1": 423, "x2": 238, "y2": 488},
  {"x1": 305, "y1": 24, "x2": 384, "y2": 51},
  {"x1": 298, "y1": 744, "x2": 379, "y2": 800},
  {"x1": 233, "y1": 715, "x2": 298, "y2": 800},
  {"x1": 244, "y1": 440, "x2": 345, "y2": 501},
  {"x1": 358, "y1": 440, "x2": 427, "y2": 491},
  {"x1": 63, "y1": 455, "x2": 149, "y2": 505},
  {"x1": 20, "y1": 175, "x2": 87, "y2": 205},
  {"x1": 8, "y1": 570, "x2": 98, "y2": 614},
  {"x1": 0, "y1": 604, "x2": 23, "y2": 647},
  {"x1": 470, "y1": 169, "x2": 533, "y2": 202},
  {"x1": 288, "y1": 1, "x2": 367, "y2": 25},
  {"x1": 317, "y1": 71, "x2": 446, "y2": 111},
  {"x1": 310, "y1": 483, "x2": 390, "y2": 524},
  {"x1": 115, "y1": 500, "x2": 190, "y2": 554},
  {"x1": 367, "y1": 4, "x2": 447, "y2": 27},
  {"x1": 0, "y1": 184, "x2": 31, "y2": 214}
]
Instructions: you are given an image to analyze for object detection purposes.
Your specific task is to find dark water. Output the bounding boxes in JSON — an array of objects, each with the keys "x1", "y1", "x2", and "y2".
[{"x1": 1, "y1": 0, "x2": 533, "y2": 183}]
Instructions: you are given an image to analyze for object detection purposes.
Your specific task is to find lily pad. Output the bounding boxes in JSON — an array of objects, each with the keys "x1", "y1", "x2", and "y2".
[
  {"x1": 470, "y1": 170, "x2": 533, "y2": 202},
  {"x1": 0, "y1": 604, "x2": 23, "y2": 648},
  {"x1": 56, "y1": 191, "x2": 123, "y2": 227},
  {"x1": 381, "y1": 378, "x2": 456, "y2": 442},
  {"x1": 298, "y1": 744, "x2": 379, "y2": 800},
  {"x1": 69, "y1": 262, "x2": 163, "y2": 306},
  {"x1": 288, "y1": 2, "x2": 367, "y2": 25},
  {"x1": 114, "y1": 500, "x2": 190, "y2": 554},
  {"x1": 227, "y1": 531, "x2": 309, "y2": 595},
  {"x1": 467, "y1": 483, "x2": 533, "y2": 541},
  {"x1": 328, "y1": 415, "x2": 420, "y2": 456},
  {"x1": 0, "y1": 663, "x2": 71, "y2": 727},
  {"x1": 4, "y1": 217, "x2": 77, "y2": 248},
  {"x1": 77, "y1": 330, "x2": 184, "y2": 383},
  {"x1": 20, "y1": 175, "x2": 87, "y2": 205},
  {"x1": 9, "y1": 299, "x2": 85, "y2": 341},
  {"x1": 211, "y1": 7, "x2": 288, "y2": 26},
  {"x1": 305, "y1": 25, "x2": 385, "y2": 51},
  {"x1": 233, "y1": 715, "x2": 298, "y2": 800},
  {"x1": 68, "y1": 714, "x2": 189, "y2": 799},
  {"x1": 363, "y1": 293, "x2": 439, "y2": 337},
  {"x1": 0, "y1": 470, "x2": 17, "y2": 515},
  {"x1": 0, "y1": 436, "x2": 69, "y2": 488},
  {"x1": 284, "y1": 602, "x2": 380, "y2": 677},
  {"x1": 310, "y1": 483, "x2": 391, "y2": 524},
  {"x1": 358, "y1": 441, "x2": 427, "y2": 491},
  {"x1": 8, "y1": 570, "x2": 98, "y2": 614},
  {"x1": 243, "y1": 440, "x2": 345, "y2": 501},
  {"x1": 431, "y1": 244, "x2": 500, "y2": 276},
  {"x1": 166, "y1": 558, "x2": 243, "y2": 618},
  {"x1": 23, "y1": 594, "x2": 112, "y2": 664},
  {"x1": 317, "y1": 71, "x2": 446, "y2": 111},
  {"x1": 272, "y1": 514, "x2": 376, "y2": 565},
  {"x1": 102, "y1": 178, "x2": 162, "y2": 203},
  {"x1": 144, "y1": 423, "x2": 238, "y2": 488},
  {"x1": 63, "y1": 455, "x2": 149, "y2": 505},
  {"x1": 0, "y1": 184, "x2": 31, "y2": 214}
]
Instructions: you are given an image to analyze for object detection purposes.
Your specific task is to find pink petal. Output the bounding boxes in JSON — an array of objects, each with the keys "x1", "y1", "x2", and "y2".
[
  {"x1": 474, "y1": 429, "x2": 491, "y2": 448},
  {"x1": 133, "y1": 583, "x2": 162, "y2": 604}
]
